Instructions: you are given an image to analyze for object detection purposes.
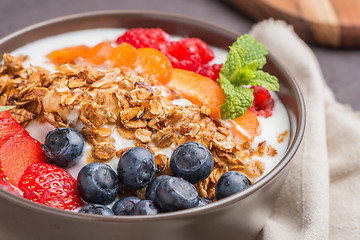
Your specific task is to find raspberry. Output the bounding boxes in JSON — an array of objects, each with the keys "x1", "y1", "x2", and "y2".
[
  {"x1": 115, "y1": 28, "x2": 170, "y2": 49},
  {"x1": 163, "y1": 38, "x2": 214, "y2": 71},
  {"x1": 249, "y1": 86, "x2": 274, "y2": 118},
  {"x1": 196, "y1": 63, "x2": 223, "y2": 81}
]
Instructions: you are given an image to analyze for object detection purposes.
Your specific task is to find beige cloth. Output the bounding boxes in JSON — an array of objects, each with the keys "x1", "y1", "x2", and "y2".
[{"x1": 248, "y1": 19, "x2": 360, "y2": 240}]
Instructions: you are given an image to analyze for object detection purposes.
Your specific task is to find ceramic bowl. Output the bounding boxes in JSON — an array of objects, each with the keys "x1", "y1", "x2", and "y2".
[{"x1": 0, "y1": 10, "x2": 305, "y2": 240}]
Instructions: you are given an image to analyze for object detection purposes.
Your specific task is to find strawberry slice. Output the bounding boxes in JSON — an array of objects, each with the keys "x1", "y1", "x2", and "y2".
[
  {"x1": 0, "y1": 134, "x2": 46, "y2": 187},
  {"x1": 0, "y1": 111, "x2": 29, "y2": 139},
  {"x1": 0, "y1": 164, "x2": 22, "y2": 196},
  {"x1": 19, "y1": 163, "x2": 83, "y2": 210}
]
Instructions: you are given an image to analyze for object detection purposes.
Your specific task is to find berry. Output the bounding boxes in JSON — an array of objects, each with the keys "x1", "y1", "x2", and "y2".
[
  {"x1": 0, "y1": 133, "x2": 46, "y2": 187},
  {"x1": 130, "y1": 200, "x2": 161, "y2": 215},
  {"x1": 117, "y1": 147, "x2": 156, "y2": 190},
  {"x1": 215, "y1": 171, "x2": 251, "y2": 200},
  {"x1": 249, "y1": 86, "x2": 274, "y2": 118},
  {"x1": 196, "y1": 63, "x2": 223, "y2": 81},
  {"x1": 164, "y1": 38, "x2": 214, "y2": 65},
  {"x1": 155, "y1": 176, "x2": 199, "y2": 212},
  {"x1": 78, "y1": 203, "x2": 114, "y2": 215},
  {"x1": 0, "y1": 164, "x2": 21, "y2": 196},
  {"x1": 145, "y1": 175, "x2": 171, "y2": 202},
  {"x1": 112, "y1": 196, "x2": 141, "y2": 215},
  {"x1": 197, "y1": 197, "x2": 212, "y2": 207},
  {"x1": 18, "y1": 162, "x2": 82, "y2": 210},
  {"x1": 170, "y1": 142, "x2": 213, "y2": 184},
  {"x1": 0, "y1": 113, "x2": 29, "y2": 139},
  {"x1": 77, "y1": 162, "x2": 119, "y2": 205},
  {"x1": 115, "y1": 28, "x2": 170, "y2": 49},
  {"x1": 42, "y1": 128, "x2": 84, "y2": 168}
]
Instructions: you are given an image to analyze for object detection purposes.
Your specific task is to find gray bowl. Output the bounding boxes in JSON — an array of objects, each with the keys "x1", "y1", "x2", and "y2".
[{"x1": 0, "y1": 10, "x2": 305, "y2": 240}]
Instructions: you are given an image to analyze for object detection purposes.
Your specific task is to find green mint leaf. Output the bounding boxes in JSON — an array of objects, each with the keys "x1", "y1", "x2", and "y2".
[
  {"x1": 218, "y1": 74, "x2": 254, "y2": 119},
  {"x1": 235, "y1": 34, "x2": 267, "y2": 69},
  {"x1": 251, "y1": 70, "x2": 280, "y2": 91},
  {"x1": 0, "y1": 106, "x2": 15, "y2": 113},
  {"x1": 220, "y1": 45, "x2": 244, "y2": 82},
  {"x1": 217, "y1": 34, "x2": 279, "y2": 119}
]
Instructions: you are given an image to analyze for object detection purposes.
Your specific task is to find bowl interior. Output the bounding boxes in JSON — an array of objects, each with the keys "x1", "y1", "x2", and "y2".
[{"x1": 0, "y1": 10, "x2": 305, "y2": 221}]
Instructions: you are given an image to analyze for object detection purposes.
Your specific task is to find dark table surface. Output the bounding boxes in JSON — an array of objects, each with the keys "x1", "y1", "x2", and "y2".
[{"x1": 1, "y1": 0, "x2": 359, "y2": 111}]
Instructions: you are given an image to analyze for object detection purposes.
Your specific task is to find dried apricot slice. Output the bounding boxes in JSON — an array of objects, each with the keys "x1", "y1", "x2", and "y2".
[
  {"x1": 82, "y1": 42, "x2": 114, "y2": 66},
  {"x1": 46, "y1": 45, "x2": 89, "y2": 65},
  {"x1": 231, "y1": 109, "x2": 261, "y2": 141},
  {"x1": 110, "y1": 42, "x2": 138, "y2": 68},
  {"x1": 134, "y1": 48, "x2": 172, "y2": 85},
  {"x1": 166, "y1": 68, "x2": 226, "y2": 119}
]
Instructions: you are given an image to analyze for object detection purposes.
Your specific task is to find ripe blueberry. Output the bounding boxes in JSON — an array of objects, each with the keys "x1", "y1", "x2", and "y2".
[
  {"x1": 78, "y1": 203, "x2": 115, "y2": 215},
  {"x1": 117, "y1": 147, "x2": 156, "y2": 190},
  {"x1": 42, "y1": 127, "x2": 84, "y2": 168},
  {"x1": 130, "y1": 200, "x2": 161, "y2": 215},
  {"x1": 170, "y1": 141, "x2": 213, "y2": 184},
  {"x1": 112, "y1": 196, "x2": 141, "y2": 215},
  {"x1": 155, "y1": 176, "x2": 199, "y2": 212},
  {"x1": 77, "y1": 162, "x2": 119, "y2": 205},
  {"x1": 215, "y1": 171, "x2": 251, "y2": 200},
  {"x1": 145, "y1": 175, "x2": 171, "y2": 202}
]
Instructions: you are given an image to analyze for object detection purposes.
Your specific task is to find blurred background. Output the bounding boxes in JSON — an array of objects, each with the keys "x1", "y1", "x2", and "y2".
[{"x1": 1, "y1": 0, "x2": 359, "y2": 110}]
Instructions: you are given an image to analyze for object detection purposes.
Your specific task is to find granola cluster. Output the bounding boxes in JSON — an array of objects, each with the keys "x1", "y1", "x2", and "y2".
[{"x1": 0, "y1": 54, "x2": 278, "y2": 200}]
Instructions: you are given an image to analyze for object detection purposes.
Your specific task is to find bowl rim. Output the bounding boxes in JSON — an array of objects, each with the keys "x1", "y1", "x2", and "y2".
[{"x1": 0, "y1": 9, "x2": 306, "y2": 222}]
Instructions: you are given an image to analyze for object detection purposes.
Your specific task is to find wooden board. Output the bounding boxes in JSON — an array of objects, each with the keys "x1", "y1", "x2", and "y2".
[{"x1": 224, "y1": 0, "x2": 360, "y2": 47}]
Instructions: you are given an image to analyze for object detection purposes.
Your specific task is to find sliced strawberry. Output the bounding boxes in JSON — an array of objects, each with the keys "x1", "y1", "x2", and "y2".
[
  {"x1": 0, "y1": 164, "x2": 22, "y2": 196},
  {"x1": 0, "y1": 110, "x2": 29, "y2": 139},
  {"x1": 0, "y1": 134, "x2": 46, "y2": 187},
  {"x1": 19, "y1": 163, "x2": 83, "y2": 210}
]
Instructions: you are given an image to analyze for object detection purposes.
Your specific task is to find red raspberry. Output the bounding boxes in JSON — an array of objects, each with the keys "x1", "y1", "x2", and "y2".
[
  {"x1": 19, "y1": 163, "x2": 83, "y2": 210},
  {"x1": 115, "y1": 28, "x2": 170, "y2": 49},
  {"x1": 196, "y1": 63, "x2": 223, "y2": 81},
  {"x1": 163, "y1": 38, "x2": 214, "y2": 69},
  {"x1": 249, "y1": 86, "x2": 274, "y2": 118}
]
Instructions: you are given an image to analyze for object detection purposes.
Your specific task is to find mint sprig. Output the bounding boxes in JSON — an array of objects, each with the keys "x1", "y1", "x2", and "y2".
[
  {"x1": 218, "y1": 34, "x2": 279, "y2": 119},
  {"x1": 0, "y1": 106, "x2": 15, "y2": 112}
]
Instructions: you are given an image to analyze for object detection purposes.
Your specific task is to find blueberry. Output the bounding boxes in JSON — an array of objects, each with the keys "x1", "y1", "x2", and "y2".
[
  {"x1": 215, "y1": 171, "x2": 251, "y2": 200},
  {"x1": 42, "y1": 127, "x2": 84, "y2": 168},
  {"x1": 145, "y1": 175, "x2": 171, "y2": 202},
  {"x1": 155, "y1": 176, "x2": 199, "y2": 212},
  {"x1": 130, "y1": 200, "x2": 161, "y2": 215},
  {"x1": 78, "y1": 203, "x2": 115, "y2": 215},
  {"x1": 170, "y1": 142, "x2": 213, "y2": 184},
  {"x1": 112, "y1": 196, "x2": 141, "y2": 215},
  {"x1": 77, "y1": 162, "x2": 119, "y2": 205},
  {"x1": 197, "y1": 197, "x2": 212, "y2": 207},
  {"x1": 117, "y1": 147, "x2": 156, "y2": 190}
]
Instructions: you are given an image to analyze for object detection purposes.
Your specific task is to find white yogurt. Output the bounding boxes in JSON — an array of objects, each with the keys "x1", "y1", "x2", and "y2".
[{"x1": 11, "y1": 28, "x2": 290, "y2": 179}]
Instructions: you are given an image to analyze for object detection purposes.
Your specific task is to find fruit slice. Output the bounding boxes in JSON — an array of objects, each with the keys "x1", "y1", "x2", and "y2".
[
  {"x1": 82, "y1": 42, "x2": 114, "y2": 66},
  {"x1": 0, "y1": 114, "x2": 29, "y2": 139},
  {"x1": 166, "y1": 68, "x2": 226, "y2": 119},
  {"x1": 0, "y1": 134, "x2": 46, "y2": 187},
  {"x1": 19, "y1": 162, "x2": 82, "y2": 210},
  {"x1": 231, "y1": 109, "x2": 261, "y2": 141},
  {"x1": 0, "y1": 164, "x2": 21, "y2": 196},
  {"x1": 109, "y1": 42, "x2": 138, "y2": 68},
  {"x1": 134, "y1": 48, "x2": 173, "y2": 85},
  {"x1": 46, "y1": 45, "x2": 90, "y2": 65}
]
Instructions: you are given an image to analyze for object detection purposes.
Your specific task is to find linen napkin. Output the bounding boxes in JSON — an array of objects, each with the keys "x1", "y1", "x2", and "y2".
[{"x1": 248, "y1": 19, "x2": 360, "y2": 240}]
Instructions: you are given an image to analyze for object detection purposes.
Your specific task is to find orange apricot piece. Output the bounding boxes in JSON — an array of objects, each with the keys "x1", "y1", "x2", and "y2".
[
  {"x1": 82, "y1": 42, "x2": 114, "y2": 66},
  {"x1": 231, "y1": 109, "x2": 261, "y2": 141},
  {"x1": 166, "y1": 68, "x2": 226, "y2": 119},
  {"x1": 46, "y1": 45, "x2": 89, "y2": 65},
  {"x1": 134, "y1": 48, "x2": 172, "y2": 85},
  {"x1": 109, "y1": 42, "x2": 138, "y2": 68}
]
